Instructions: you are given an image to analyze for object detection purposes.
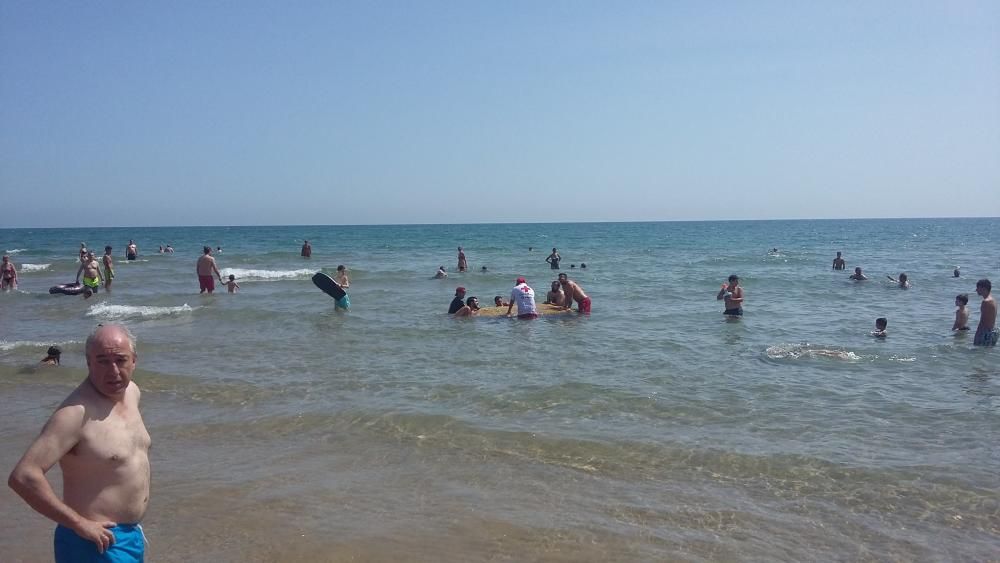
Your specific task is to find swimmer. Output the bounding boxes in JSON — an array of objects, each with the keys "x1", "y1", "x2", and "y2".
[
  {"x1": 223, "y1": 274, "x2": 240, "y2": 293},
  {"x1": 493, "y1": 296, "x2": 508, "y2": 307},
  {"x1": 1, "y1": 255, "x2": 17, "y2": 291},
  {"x1": 953, "y1": 294, "x2": 969, "y2": 331},
  {"x1": 40, "y1": 346, "x2": 61, "y2": 365},
  {"x1": 849, "y1": 267, "x2": 867, "y2": 281},
  {"x1": 833, "y1": 251, "x2": 846, "y2": 270},
  {"x1": 887, "y1": 273, "x2": 910, "y2": 288},
  {"x1": 435, "y1": 266, "x2": 448, "y2": 279},
  {"x1": 301, "y1": 240, "x2": 312, "y2": 258},
  {"x1": 953, "y1": 266, "x2": 960, "y2": 278},
  {"x1": 448, "y1": 287, "x2": 466, "y2": 314},
  {"x1": 558, "y1": 273, "x2": 591, "y2": 313},
  {"x1": 481, "y1": 266, "x2": 488, "y2": 272},
  {"x1": 454, "y1": 296, "x2": 480, "y2": 317},
  {"x1": 871, "y1": 317, "x2": 888, "y2": 338}
]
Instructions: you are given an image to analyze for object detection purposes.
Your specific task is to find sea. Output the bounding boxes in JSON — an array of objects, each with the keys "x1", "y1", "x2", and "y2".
[{"x1": 1, "y1": 219, "x2": 998, "y2": 562}]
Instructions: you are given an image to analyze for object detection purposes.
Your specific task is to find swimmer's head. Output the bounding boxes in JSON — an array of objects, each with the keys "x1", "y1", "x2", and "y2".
[
  {"x1": 47, "y1": 346, "x2": 61, "y2": 358},
  {"x1": 466, "y1": 296, "x2": 479, "y2": 308},
  {"x1": 956, "y1": 293, "x2": 968, "y2": 306},
  {"x1": 875, "y1": 317, "x2": 887, "y2": 330},
  {"x1": 898, "y1": 273, "x2": 908, "y2": 282},
  {"x1": 551, "y1": 281, "x2": 560, "y2": 290},
  {"x1": 855, "y1": 267, "x2": 862, "y2": 274},
  {"x1": 728, "y1": 274, "x2": 740, "y2": 284},
  {"x1": 337, "y1": 265, "x2": 346, "y2": 272},
  {"x1": 494, "y1": 296, "x2": 503, "y2": 306},
  {"x1": 228, "y1": 274, "x2": 235, "y2": 281}
]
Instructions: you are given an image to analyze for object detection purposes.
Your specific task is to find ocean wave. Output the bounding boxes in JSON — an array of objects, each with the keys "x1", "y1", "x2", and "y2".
[
  {"x1": 765, "y1": 344, "x2": 862, "y2": 361},
  {"x1": 5, "y1": 249, "x2": 27, "y2": 255},
  {"x1": 86, "y1": 303, "x2": 195, "y2": 320},
  {"x1": 20, "y1": 263, "x2": 51, "y2": 272},
  {"x1": 219, "y1": 268, "x2": 313, "y2": 281},
  {"x1": 0, "y1": 339, "x2": 79, "y2": 352}
]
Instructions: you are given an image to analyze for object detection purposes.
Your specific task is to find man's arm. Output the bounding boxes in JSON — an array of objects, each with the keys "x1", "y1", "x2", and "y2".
[
  {"x1": 716, "y1": 284, "x2": 728, "y2": 301},
  {"x1": 506, "y1": 291, "x2": 516, "y2": 316},
  {"x1": 212, "y1": 259, "x2": 222, "y2": 280},
  {"x1": 8, "y1": 404, "x2": 118, "y2": 552}
]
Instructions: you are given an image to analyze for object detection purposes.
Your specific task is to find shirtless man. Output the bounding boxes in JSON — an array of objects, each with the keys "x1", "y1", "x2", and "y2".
[
  {"x1": 974, "y1": 279, "x2": 998, "y2": 346},
  {"x1": 301, "y1": 240, "x2": 312, "y2": 258},
  {"x1": 832, "y1": 251, "x2": 846, "y2": 270},
  {"x1": 102, "y1": 246, "x2": 115, "y2": 291},
  {"x1": 1, "y1": 254, "x2": 17, "y2": 291},
  {"x1": 849, "y1": 267, "x2": 867, "y2": 281},
  {"x1": 75, "y1": 251, "x2": 104, "y2": 298},
  {"x1": 546, "y1": 248, "x2": 561, "y2": 270},
  {"x1": 196, "y1": 246, "x2": 223, "y2": 294},
  {"x1": 8, "y1": 324, "x2": 151, "y2": 561},
  {"x1": 544, "y1": 280, "x2": 564, "y2": 306},
  {"x1": 558, "y1": 273, "x2": 591, "y2": 313},
  {"x1": 125, "y1": 240, "x2": 137, "y2": 261},
  {"x1": 457, "y1": 247, "x2": 468, "y2": 272},
  {"x1": 716, "y1": 274, "x2": 745, "y2": 317}
]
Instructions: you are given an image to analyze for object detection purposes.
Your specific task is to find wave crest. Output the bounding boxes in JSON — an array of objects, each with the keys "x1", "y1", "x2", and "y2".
[
  {"x1": 86, "y1": 303, "x2": 195, "y2": 320},
  {"x1": 5, "y1": 249, "x2": 27, "y2": 255},
  {"x1": 765, "y1": 344, "x2": 862, "y2": 361},
  {"x1": 220, "y1": 268, "x2": 313, "y2": 281},
  {"x1": 20, "y1": 263, "x2": 51, "y2": 272}
]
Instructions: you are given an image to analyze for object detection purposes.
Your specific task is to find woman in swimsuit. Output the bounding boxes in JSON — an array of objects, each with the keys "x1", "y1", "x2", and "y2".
[{"x1": 1, "y1": 255, "x2": 17, "y2": 291}]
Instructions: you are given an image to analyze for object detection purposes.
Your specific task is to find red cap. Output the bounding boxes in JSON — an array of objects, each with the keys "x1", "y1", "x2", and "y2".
[
  {"x1": 456, "y1": 287, "x2": 466, "y2": 293},
  {"x1": 516, "y1": 277, "x2": 527, "y2": 284}
]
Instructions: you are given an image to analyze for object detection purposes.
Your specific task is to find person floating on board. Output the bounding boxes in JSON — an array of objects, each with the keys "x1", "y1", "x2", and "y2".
[
  {"x1": 558, "y1": 273, "x2": 591, "y2": 313},
  {"x1": 544, "y1": 280, "x2": 565, "y2": 307},
  {"x1": 454, "y1": 296, "x2": 480, "y2": 317}
]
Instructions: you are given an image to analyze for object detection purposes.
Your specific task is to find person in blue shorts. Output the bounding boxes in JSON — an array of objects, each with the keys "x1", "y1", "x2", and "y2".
[{"x1": 974, "y1": 279, "x2": 997, "y2": 346}]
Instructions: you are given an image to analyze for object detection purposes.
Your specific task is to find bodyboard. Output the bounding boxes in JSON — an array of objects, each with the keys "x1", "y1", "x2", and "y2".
[
  {"x1": 475, "y1": 303, "x2": 574, "y2": 317},
  {"x1": 312, "y1": 272, "x2": 347, "y2": 300}
]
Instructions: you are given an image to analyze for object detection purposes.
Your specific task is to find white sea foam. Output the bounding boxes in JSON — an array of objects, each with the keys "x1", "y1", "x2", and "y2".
[
  {"x1": 5, "y1": 249, "x2": 27, "y2": 255},
  {"x1": 86, "y1": 303, "x2": 195, "y2": 320},
  {"x1": 0, "y1": 340, "x2": 80, "y2": 352},
  {"x1": 220, "y1": 268, "x2": 313, "y2": 281},
  {"x1": 20, "y1": 263, "x2": 51, "y2": 272},
  {"x1": 765, "y1": 344, "x2": 861, "y2": 361}
]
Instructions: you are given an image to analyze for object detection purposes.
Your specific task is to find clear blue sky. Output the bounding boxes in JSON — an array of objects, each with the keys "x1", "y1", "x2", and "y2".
[{"x1": 2, "y1": 1, "x2": 998, "y2": 227}]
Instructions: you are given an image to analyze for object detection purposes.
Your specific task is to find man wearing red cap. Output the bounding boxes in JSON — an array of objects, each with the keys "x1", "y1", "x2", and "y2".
[
  {"x1": 449, "y1": 287, "x2": 467, "y2": 314},
  {"x1": 506, "y1": 277, "x2": 538, "y2": 319}
]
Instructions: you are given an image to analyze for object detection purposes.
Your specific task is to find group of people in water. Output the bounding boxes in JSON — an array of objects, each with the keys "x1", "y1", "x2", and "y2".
[{"x1": 448, "y1": 271, "x2": 592, "y2": 319}]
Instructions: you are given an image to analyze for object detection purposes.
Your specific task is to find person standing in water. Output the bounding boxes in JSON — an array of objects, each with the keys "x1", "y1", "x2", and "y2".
[
  {"x1": 974, "y1": 279, "x2": 998, "y2": 346},
  {"x1": 716, "y1": 274, "x2": 744, "y2": 317},
  {"x1": 1, "y1": 255, "x2": 17, "y2": 291},
  {"x1": 457, "y1": 247, "x2": 468, "y2": 272},
  {"x1": 196, "y1": 246, "x2": 223, "y2": 294},
  {"x1": 301, "y1": 240, "x2": 312, "y2": 258},
  {"x1": 125, "y1": 240, "x2": 137, "y2": 261},
  {"x1": 102, "y1": 246, "x2": 115, "y2": 291},
  {"x1": 546, "y1": 248, "x2": 561, "y2": 270},
  {"x1": 506, "y1": 276, "x2": 538, "y2": 319},
  {"x1": 832, "y1": 251, "x2": 846, "y2": 270}
]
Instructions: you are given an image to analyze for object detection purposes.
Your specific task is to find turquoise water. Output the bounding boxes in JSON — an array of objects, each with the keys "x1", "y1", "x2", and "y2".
[{"x1": 1, "y1": 219, "x2": 998, "y2": 561}]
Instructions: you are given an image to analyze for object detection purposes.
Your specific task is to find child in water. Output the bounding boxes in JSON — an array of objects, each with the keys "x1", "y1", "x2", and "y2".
[
  {"x1": 871, "y1": 317, "x2": 888, "y2": 338},
  {"x1": 953, "y1": 294, "x2": 969, "y2": 331},
  {"x1": 224, "y1": 274, "x2": 240, "y2": 293}
]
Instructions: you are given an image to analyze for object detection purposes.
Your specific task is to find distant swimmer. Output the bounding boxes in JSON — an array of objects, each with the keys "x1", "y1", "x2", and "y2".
[
  {"x1": 1, "y1": 255, "x2": 17, "y2": 291},
  {"x1": 580, "y1": 263, "x2": 587, "y2": 269},
  {"x1": 125, "y1": 239, "x2": 137, "y2": 261},
  {"x1": 457, "y1": 246, "x2": 468, "y2": 272},
  {"x1": 493, "y1": 296, "x2": 509, "y2": 307},
  {"x1": 102, "y1": 246, "x2": 115, "y2": 291},
  {"x1": 544, "y1": 280, "x2": 565, "y2": 306},
  {"x1": 448, "y1": 287, "x2": 467, "y2": 314},
  {"x1": 216, "y1": 246, "x2": 222, "y2": 254},
  {"x1": 40, "y1": 346, "x2": 61, "y2": 365},
  {"x1": 974, "y1": 279, "x2": 997, "y2": 346},
  {"x1": 558, "y1": 273, "x2": 591, "y2": 313},
  {"x1": 871, "y1": 317, "x2": 888, "y2": 338},
  {"x1": 953, "y1": 294, "x2": 970, "y2": 331},
  {"x1": 506, "y1": 276, "x2": 538, "y2": 319},
  {"x1": 716, "y1": 274, "x2": 744, "y2": 317},
  {"x1": 196, "y1": 246, "x2": 223, "y2": 294},
  {"x1": 224, "y1": 274, "x2": 240, "y2": 293},
  {"x1": 301, "y1": 240, "x2": 312, "y2": 258},
  {"x1": 481, "y1": 266, "x2": 488, "y2": 272},
  {"x1": 75, "y1": 251, "x2": 103, "y2": 299},
  {"x1": 953, "y1": 266, "x2": 961, "y2": 278},
  {"x1": 887, "y1": 273, "x2": 909, "y2": 289},
  {"x1": 546, "y1": 248, "x2": 561, "y2": 270},
  {"x1": 158, "y1": 246, "x2": 164, "y2": 254},
  {"x1": 454, "y1": 296, "x2": 480, "y2": 317},
  {"x1": 335, "y1": 265, "x2": 350, "y2": 288},
  {"x1": 849, "y1": 267, "x2": 867, "y2": 281},
  {"x1": 435, "y1": 266, "x2": 448, "y2": 279},
  {"x1": 165, "y1": 245, "x2": 174, "y2": 254},
  {"x1": 833, "y1": 251, "x2": 846, "y2": 270}
]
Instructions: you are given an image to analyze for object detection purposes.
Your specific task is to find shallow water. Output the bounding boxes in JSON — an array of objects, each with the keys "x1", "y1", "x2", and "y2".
[{"x1": 1, "y1": 219, "x2": 998, "y2": 561}]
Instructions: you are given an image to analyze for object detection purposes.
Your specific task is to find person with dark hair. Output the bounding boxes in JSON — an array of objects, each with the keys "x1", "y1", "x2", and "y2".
[
  {"x1": 833, "y1": 251, "x2": 846, "y2": 270},
  {"x1": 40, "y1": 346, "x2": 61, "y2": 365},
  {"x1": 125, "y1": 240, "x2": 137, "y2": 261},
  {"x1": 457, "y1": 247, "x2": 468, "y2": 272},
  {"x1": 953, "y1": 294, "x2": 970, "y2": 331},
  {"x1": 1, "y1": 254, "x2": 17, "y2": 291},
  {"x1": 974, "y1": 279, "x2": 997, "y2": 346},
  {"x1": 454, "y1": 296, "x2": 480, "y2": 317},
  {"x1": 301, "y1": 240, "x2": 312, "y2": 258},
  {"x1": 558, "y1": 273, "x2": 591, "y2": 313},
  {"x1": 545, "y1": 248, "x2": 561, "y2": 270},
  {"x1": 849, "y1": 267, "x2": 867, "y2": 281},
  {"x1": 716, "y1": 274, "x2": 744, "y2": 317},
  {"x1": 872, "y1": 317, "x2": 888, "y2": 338},
  {"x1": 448, "y1": 287, "x2": 467, "y2": 314},
  {"x1": 196, "y1": 246, "x2": 223, "y2": 294},
  {"x1": 102, "y1": 246, "x2": 115, "y2": 291}
]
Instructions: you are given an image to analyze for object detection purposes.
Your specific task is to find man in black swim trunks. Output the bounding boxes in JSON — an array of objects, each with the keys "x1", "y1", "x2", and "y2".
[
  {"x1": 716, "y1": 274, "x2": 744, "y2": 316},
  {"x1": 125, "y1": 239, "x2": 138, "y2": 261}
]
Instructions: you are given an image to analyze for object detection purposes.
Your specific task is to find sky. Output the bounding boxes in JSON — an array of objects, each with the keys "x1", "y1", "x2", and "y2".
[{"x1": 2, "y1": 1, "x2": 998, "y2": 227}]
